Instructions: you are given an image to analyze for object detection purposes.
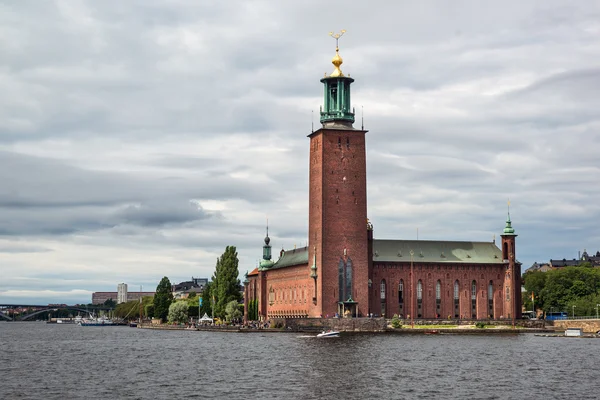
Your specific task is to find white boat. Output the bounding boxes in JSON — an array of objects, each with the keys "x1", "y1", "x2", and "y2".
[
  {"x1": 78, "y1": 316, "x2": 115, "y2": 326},
  {"x1": 317, "y1": 330, "x2": 340, "y2": 338}
]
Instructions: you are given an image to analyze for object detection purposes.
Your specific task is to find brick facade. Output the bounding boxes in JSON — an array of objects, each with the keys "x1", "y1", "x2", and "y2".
[
  {"x1": 308, "y1": 128, "x2": 369, "y2": 318},
  {"x1": 370, "y1": 262, "x2": 508, "y2": 319},
  {"x1": 247, "y1": 262, "x2": 313, "y2": 319}
]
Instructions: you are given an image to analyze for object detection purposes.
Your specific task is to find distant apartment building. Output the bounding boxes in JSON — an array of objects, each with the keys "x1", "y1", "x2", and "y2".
[
  {"x1": 117, "y1": 283, "x2": 128, "y2": 304},
  {"x1": 92, "y1": 291, "x2": 155, "y2": 305},
  {"x1": 526, "y1": 249, "x2": 600, "y2": 273}
]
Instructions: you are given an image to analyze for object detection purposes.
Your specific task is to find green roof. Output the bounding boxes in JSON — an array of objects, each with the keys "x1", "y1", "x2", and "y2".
[
  {"x1": 269, "y1": 246, "x2": 309, "y2": 270},
  {"x1": 373, "y1": 239, "x2": 503, "y2": 264},
  {"x1": 264, "y1": 240, "x2": 504, "y2": 271}
]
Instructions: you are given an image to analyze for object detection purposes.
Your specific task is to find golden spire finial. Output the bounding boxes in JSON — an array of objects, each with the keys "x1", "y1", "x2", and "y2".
[{"x1": 328, "y1": 30, "x2": 346, "y2": 77}]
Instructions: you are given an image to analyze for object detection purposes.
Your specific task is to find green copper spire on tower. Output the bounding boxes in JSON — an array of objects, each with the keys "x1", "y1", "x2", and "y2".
[
  {"x1": 320, "y1": 30, "x2": 355, "y2": 126},
  {"x1": 503, "y1": 200, "x2": 516, "y2": 235},
  {"x1": 259, "y1": 223, "x2": 274, "y2": 271}
]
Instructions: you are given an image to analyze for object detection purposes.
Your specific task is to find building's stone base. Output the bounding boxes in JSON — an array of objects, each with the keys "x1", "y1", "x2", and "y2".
[
  {"x1": 550, "y1": 319, "x2": 600, "y2": 333},
  {"x1": 281, "y1": 317, "x2": 545, "y2": 332},
  {"x1": 282, "y1": 317, "x2": 387, "y2": 332},
  {"x1": 398, "y1": 319, "x2": 546, "y2": 328}
]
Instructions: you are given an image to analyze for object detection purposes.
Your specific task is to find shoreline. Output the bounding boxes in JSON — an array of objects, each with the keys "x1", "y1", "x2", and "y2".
[{"x1": 137, "y1": 323, "x2": 555, "y2": 335}]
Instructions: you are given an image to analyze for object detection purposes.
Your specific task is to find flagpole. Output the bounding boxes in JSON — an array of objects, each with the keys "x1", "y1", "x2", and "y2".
[{"x1": 410, "y1": 249, "x2": 414, "y2": 329}]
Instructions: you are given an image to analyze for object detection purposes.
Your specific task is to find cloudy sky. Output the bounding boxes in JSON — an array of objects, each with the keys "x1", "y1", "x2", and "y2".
[{"x1": 1, "y1": 1, "x2": 599, "y2": 305}]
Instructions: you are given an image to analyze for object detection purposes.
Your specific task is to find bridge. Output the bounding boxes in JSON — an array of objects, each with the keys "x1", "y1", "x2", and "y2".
[{"x1": 0, "y1": 304, "x2": 113, "y2": 321}]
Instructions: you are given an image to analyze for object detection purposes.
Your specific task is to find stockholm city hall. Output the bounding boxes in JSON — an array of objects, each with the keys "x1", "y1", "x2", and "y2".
[{"x1": 243, "y1": 33, "x2": 521, "y2": 322}]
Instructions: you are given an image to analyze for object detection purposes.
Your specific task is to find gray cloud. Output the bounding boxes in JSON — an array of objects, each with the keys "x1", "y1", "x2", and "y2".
[{"x1": 1, "y1": 0, "x2": 599, "y2": 304}]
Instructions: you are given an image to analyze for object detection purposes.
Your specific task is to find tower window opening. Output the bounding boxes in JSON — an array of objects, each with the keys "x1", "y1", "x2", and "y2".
[
  {"x1": 338, "y1": 137, "x2": 341, "y2": 148},
  {"x1": 346, "y1": 137, "x2": 350, "y2": 149}
]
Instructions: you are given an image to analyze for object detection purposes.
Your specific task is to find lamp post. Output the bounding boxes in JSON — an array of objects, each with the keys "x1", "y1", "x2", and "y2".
[
  {"x1": 596, "y1": 304, "x2": 599, "y2": 320},
  {"x1": 410, "y1": 249, "x2": 414, "y2": 329},
  {"x1": 572, "y1": 305, "x2": 576, "y2": 319}
]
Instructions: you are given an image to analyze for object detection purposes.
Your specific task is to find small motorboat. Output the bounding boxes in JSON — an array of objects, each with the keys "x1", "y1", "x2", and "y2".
[
  {"x1": 424, "y1": 330, "x2": 439, "y2": 335},
  {"x1": 317, "y1": 330, "x2": 340, "y2": 338}
]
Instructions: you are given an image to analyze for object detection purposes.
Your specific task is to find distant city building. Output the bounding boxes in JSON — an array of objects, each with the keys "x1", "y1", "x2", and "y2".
[
  {"x1": 525, "y1": 249, "x2": 600, "y2": 273},
  {"x1": 92, "y1": 291, "x2": 155, "y2": 305},
  {"x1": 172, "y1": 277, "x2": 208, "y2": 299},
  {"x1": 117, "y1": 283, "x2": 128, "y2": 304}
]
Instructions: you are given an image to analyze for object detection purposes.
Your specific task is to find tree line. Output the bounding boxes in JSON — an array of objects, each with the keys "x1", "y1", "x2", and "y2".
[
  {"x1": 117, "y1": 246, "x2": 244, "y2": 324},
  {"x1": 522, "y1": 263, "x2": 600, "y2": 316}
]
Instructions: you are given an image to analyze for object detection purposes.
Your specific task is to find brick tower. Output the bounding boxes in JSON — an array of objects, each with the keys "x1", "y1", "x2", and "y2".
[
  {"x1": 308, "y1": 33, "x2": 369, "y2": 318},
  {"x1": 501, "y1": 207, "x2": 521, "y2": 320}
]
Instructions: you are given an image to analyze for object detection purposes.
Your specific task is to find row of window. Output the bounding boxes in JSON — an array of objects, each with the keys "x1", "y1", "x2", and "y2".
[
  {"x1": 380, "y1": 279, "x2": 508, "y2": 318},
  {"x1": 374, "y1": 264, "x2": 500, "y2": 272},
  {"x1": 268, "y1": 286, "x2": 309, "y2": 306},
  {"x1": 380, "y1": 279, "x2": 500, "y2": 301}
]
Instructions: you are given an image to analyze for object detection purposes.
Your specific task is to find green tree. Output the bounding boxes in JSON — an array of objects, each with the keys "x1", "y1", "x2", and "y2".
[
  {"x1": 145, "y1": 303, "x2": 154, "y2": 318},
  {"x1": 522, "y1": 270, "x2": 548, "y2": 311},
  {"x1": 213, "y1": 246, "x2": 242, "y2": 318},
  {"x1": 114, "y1": 300, "x2": 140, "y2": 319},
  {"x1": 188, "y1": 291, "x2": 197, "y2": 299},
  {"x1": 200, "y1": 281, "x2": 213, "y2": 317},
  {"x1": 527, "y1": 266, "x2": 600, "y2": 315},
  {"x1": 103, "y1": 298, "x2": 117, "y2": 308},
  {"x1": 225, "y1": 300, "x2": 242, "y2": 323},
  {"x1": 168, "y1": 301, "x2": 189, "y2": 324},
  {"x1": 153, "y1": 276, "x2": 173, "y2": 322}
]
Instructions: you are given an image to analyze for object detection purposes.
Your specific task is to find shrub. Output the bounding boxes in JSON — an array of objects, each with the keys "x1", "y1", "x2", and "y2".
[
  {"x1": 475, "y1": 322, "x2": 486, "y2": 329},
  {"x1": 390, "y1": 314, "x2": 402, "y2": 329}
]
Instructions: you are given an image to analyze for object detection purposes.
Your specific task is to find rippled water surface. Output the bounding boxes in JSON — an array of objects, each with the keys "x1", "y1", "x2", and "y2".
[{"x1": 1, "y1": 323, "x2": 599, "y2": 399}]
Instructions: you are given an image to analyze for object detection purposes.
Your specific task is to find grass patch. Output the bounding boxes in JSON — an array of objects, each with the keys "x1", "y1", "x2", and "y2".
[{"x1": 409, "y1": 324, "x2": 459, "y2": 329}]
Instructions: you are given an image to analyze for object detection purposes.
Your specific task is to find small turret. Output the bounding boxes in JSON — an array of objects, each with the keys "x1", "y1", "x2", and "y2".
[{"x1": 258, "y1": 224, "x2": 274, "y2": 271}]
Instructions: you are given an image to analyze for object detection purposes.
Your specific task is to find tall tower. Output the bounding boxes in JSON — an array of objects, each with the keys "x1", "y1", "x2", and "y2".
[
  {"x1": 308, "y1": 32, "x2": 369, "y2": 318},
  {"x1": 501, "y1": 205, "x2": 520, "y2": 320}
]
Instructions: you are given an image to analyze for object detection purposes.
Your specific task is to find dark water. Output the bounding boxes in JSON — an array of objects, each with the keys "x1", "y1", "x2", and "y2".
[{"x1": 1, "y1": 323, "x2": 599, "y2": 400}]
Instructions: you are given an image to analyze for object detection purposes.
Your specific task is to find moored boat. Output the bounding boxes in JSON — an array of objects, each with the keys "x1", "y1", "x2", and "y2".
[{"x1": 78, "y1": 316, "x2": 116, "y2": 326}]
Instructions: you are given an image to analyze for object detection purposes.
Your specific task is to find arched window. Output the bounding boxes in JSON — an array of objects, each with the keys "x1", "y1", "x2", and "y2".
[
  {"x1": 338, "y1": 258, "x2": 344, "y2": 302},
  {"x1": 471, "y1": 280, "x2": 477, "y2": 319},
  {"x1": 380, "y1": 280, "x2": 387, "y2": 317},
  {"x1": 398, "y1": 279, "x2": 404, "y2": 316},
  {"x1": 503, "y1": 242, "x2": 509, "y2": 259},
  {"x1": 398, "y1": 280, "x2": 404, "y2": 303},
  {"x1": 417, "y1": 280, "x2": 423, "y2": 318},
  {"x1": 269, "y1": 286, "x2": 275, "y2": 305},
  {"x1": 435, "y1": 280, "x2": 442, "y2": 318},
  {"x1": 488, "y1": 280, "x2": 494, "y2": 319},
  {"x1": 454, "y1": 280, "x2": 460, "y2": 318}
]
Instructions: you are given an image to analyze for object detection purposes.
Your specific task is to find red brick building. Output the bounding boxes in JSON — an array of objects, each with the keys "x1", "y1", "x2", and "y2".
[{"x1": 244, "y1": 43, "x2": 521, "y2": 322}]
